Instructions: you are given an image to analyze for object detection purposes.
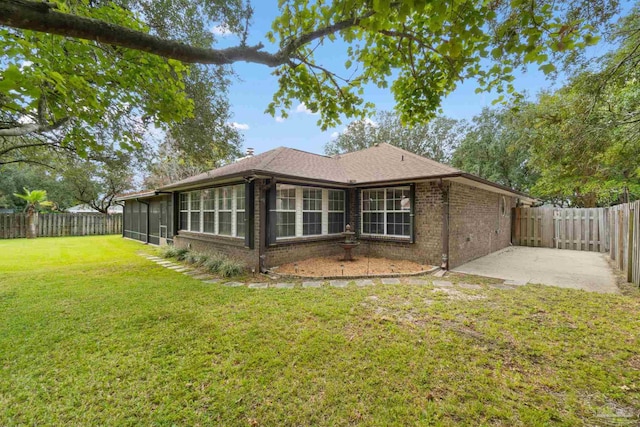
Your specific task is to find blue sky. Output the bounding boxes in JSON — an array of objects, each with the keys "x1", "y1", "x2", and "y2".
[{"x1": 217, "y1": 1, "x2": 622, "y2": 156}]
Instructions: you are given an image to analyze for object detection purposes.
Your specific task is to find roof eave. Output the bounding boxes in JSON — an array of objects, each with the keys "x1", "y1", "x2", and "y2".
[{"x1": 115, "y1": 191, "x2": 159, "y2": 201}]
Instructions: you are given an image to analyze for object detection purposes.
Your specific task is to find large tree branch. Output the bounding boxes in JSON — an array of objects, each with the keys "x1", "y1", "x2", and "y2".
[
  {"x1": 0, "y1": 0, "x2": 281, "y2": 66},
  {"x1": 0, "y1": 117, "x2": 70, "y2": 137},
  {"x1": 0, "y1": 0, "x2": 375, "y2": 68}
]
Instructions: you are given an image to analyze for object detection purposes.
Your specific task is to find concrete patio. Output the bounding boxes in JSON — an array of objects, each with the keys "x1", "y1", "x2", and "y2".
[{"x1": 452, "y1": 246, "x2": 618, "y2": 293}]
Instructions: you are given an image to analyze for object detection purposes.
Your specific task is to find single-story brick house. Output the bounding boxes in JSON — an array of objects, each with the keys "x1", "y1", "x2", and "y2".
[{"x1": 117, "y1": 143, "x2": 533, "y2": 271}]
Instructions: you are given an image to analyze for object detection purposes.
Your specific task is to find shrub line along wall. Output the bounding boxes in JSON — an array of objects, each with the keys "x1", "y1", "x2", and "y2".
[
  {"x1": 0, "y1": 213, "x2": 123, "y2": 239},
  {"x1": 513, "y1": 201, "x2": 640, "y2": 286}
]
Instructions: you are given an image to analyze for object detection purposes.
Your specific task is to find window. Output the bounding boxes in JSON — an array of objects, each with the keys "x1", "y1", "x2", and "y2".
[
  {"x1": 362, "y1": 189, "x2": 384, "y2": 234},
  {"x1": 328, "y1": 190, "x2": 345, "y2": 234},
  {"x1": 179, "y1": 193, "x2": 189, "y2": 231},
  {"x1": 276, "y1": 185, "x2": 296, "y2": 238},
  {"x1": 236, "y1": 185, "x2": 246, "y2": 238},
  {"x1": 361, "y1": 187, "x2": 411, "y2": 237},
  {"x1": 218, "y1": 187, "x2": 232, "y2": 236},
  {"x1": 178, "y1": 184, "x2": 247, "y2": 239},
  {"x1": 273, "y1": 184, "x2": 345, "y2": 239},
  {"x1": 202, "y1": 189, "x2": 215, "y2": 233},
  {"x1": 303, "y1": 188, "x2": 322, "y2": 236},
  {"x1": 189, "y1": 190, "x2": 201, "y2": 232}
]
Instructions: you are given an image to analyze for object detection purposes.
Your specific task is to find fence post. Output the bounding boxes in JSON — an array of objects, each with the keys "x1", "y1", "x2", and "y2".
[{"x1": 627, "y1": 205, "x2": 634, "y2": 283}]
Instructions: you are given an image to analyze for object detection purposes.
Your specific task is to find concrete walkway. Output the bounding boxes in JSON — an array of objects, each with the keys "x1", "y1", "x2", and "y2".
[{"x1": 452, "y1": 246, "x2": 618, "y2": 293}]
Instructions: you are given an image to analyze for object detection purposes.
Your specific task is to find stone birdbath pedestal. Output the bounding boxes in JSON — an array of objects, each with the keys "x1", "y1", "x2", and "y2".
[{"x1": 339, "y1": 224, "x2": 360, "y2": 261}]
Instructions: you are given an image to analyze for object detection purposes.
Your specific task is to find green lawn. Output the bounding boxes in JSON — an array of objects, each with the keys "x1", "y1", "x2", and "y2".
[{"x1": 1, "y1": 236, "x2": 639, "y2": 426}]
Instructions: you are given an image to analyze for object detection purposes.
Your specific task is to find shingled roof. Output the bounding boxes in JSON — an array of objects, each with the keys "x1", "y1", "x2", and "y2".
[
  {"x1": 157, "y1": 143, "x2": 531, "y2": 199},
  {"x1": 160, "y1": 144, "x2": 463, "y2": 189}
]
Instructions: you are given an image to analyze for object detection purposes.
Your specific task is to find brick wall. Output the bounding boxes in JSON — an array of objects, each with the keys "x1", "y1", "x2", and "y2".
[
  {"x1": 264, "y1": 182, "x2": 445, "y2": 268},
  {"x1": 352, "y1": 182, "x2": 443, "y2": 266},
  {"x1": 447, "y1": 182, "x2": 516, "y2": 268},
  {"x1": 172, "y1": 178, "x2": 517, "y2": 272},
  {"x1": 173, "y1": 179, "x2": 264, "y2": 271},
  {"x1": 265, "y1": 237, "x2": 345, "y2": 267}
]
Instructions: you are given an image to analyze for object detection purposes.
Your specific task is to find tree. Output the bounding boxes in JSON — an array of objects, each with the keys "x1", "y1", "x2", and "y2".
[
  {"x1": 62, "y1": 153, "x2": 135, "y2": 214},
  {"x1": 451, "y1": 107, "x2": 537, "y2": 193},
  {"x1": 0, "y1": 161, "x2": 77, "y2": 210},
  {"x1": 142, "y1": 135, "x2": 235, "y2": 189},
  {"x1": 325, "y1": 111, "x2": 465, "y2": 163},
  {"x1": 0, "y1": 0, "x2": 243, "y2": 165},
  {"x1": 516, "y1": 7, "x2": 640, "y2": 207},
  {"x1": 13, "y1": 188, "x2": 53, "y2": 238},
  {"x1": 1, "y1": 0, "x2": 618, "y2": 132}
]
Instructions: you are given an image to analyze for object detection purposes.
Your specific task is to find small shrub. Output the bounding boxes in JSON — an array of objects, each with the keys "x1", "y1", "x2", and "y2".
[
  {"x1": 185, "y1": 252, "x2": 200, "y2": 264},
  {"x1": 204, "y1": 256, "x2": 225, "y2": 273},
  {"x1": 219, "y1": 259, "x2": 245, "y2": 278},
  {"x1": 194, "y1": 254, "x2": 209, "y2": 267},
  {"x1": 161, "y1": 246, "x2": 179, "y2": 258},
  {"x1": 174, "y1": 248, "x2": 189, "y2": 261}
]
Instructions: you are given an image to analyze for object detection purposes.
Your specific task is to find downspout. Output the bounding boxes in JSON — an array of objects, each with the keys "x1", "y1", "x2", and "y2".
[
  {"x1": 136, "y1": 198, "x2": 150, "y2": 245},
  {"x1": 440, "y1": 180, "x2": 450, "y2": 270}
]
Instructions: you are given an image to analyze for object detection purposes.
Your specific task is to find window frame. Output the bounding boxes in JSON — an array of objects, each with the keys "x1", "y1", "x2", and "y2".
[
  {"x1": 275, "y1": 184, "x2": 297, "y2": 239},
  {"x1": 361, "y1": 186, "x2": 411, "y2": 239},
  {"x1": 328, "y1": 189, "x2": 346, "y2": 235},
  {"x1": 273, "y1": 184, "x2": 346, "y2": 241},
  {"x1": 178, "y1": 184, "x2": 246, "y2": 239}
]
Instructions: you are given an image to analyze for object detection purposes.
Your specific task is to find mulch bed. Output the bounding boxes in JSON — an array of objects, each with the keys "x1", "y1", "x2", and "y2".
[{"x1": 276, "y1": 256, "x2": 432, "y2": 277}]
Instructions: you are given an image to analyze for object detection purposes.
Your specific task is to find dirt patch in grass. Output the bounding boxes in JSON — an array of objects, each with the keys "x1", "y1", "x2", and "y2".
[{"x1": 276, "y1": 256, "x2": 431, "y2": 277}]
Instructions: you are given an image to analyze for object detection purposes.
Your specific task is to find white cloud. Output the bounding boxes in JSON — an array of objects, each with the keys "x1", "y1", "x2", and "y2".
[
  {"x1": 229, "y1": 122, "x2": 250, "y2": 130},
  {"x1": 295, "y1": 103, "x2": 318, "y2": 115},
  {"x1": 363, "y1": 117, "x2": 378, "y2": 127},
  {"x1": 211, "y1": 23, "x2": 232, "y2": 36},
  {"x1": 275, "y1": 116, "x2": 286, "y2": 123},
  {"x1": 330, "y1": 131, "x2": 340, "y2": 139}
]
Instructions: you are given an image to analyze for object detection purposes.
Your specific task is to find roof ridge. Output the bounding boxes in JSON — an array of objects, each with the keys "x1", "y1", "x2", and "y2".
[
  {"x1": 379, "y1": 143, "x2": 460, "y2": 172},
  {"x1": 256, "y1": 146, "x2": 287, "y2": 171},
  {"x1": 284, "y1": 147, "x2": 333, "y2": 158}
]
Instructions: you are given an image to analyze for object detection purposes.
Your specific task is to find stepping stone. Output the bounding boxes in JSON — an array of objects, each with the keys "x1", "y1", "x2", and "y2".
[
  {"x1": 191, "y1": 274, "x2": 214, "y2": 280},
  {"x1": 490, "y1": 284, "x2": 515, "y2": 290},
  {"x1": 458, "y1": 283, "x2": 482, "y2": 290},
  {"x1": 167, "y1": 266, "x2": 184, "y2": 270},
  {"x1": 329, "y1": 280, "x2": 348, "y2": 288},
  {"x1": 302, "y1": 281, "x2": 323, "y2": 288},
  {"x1": 248, "y1": 283, "x2": 268, "y2": 289},
  {"x1": 433, "y1": 269, "x2": 447, "y2": 278},
  {"x1": 408, "y1": 279, "x2": 430, "y2": 286},
  {"x1": 355, "y1": 279, "x2": 375, "y2": 287},
  {"x1": 381, "y1": 278, "x2": 401, "y2": 285},
  {"x1": 174, "y1": 267, "x2": 191, "y2": 273},
  {"x1": 203, "y1": 279, "x2": 221, "y2": 284},
  {"x1": 224, "y1": 282, "x2": 244, "y2": 287},
  {"x1": 274, "y1": 282, "x2": 295, "y2": 289},
  {"x1": 432, "y1": 280, "x2": 453, "y2": 287},
  {"x1": 504, "y1": 279, "x2": 528, "y2": 286},
  {"x1": 157, "y1": 261, "x2": 174, "y2": 265},
  {"x1": 183, "y1": 270, "x2": 202, "y2": 276}
]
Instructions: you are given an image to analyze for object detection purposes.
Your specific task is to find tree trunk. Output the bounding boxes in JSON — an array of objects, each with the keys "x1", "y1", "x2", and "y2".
[{"x1": 26, "y1": 210, "x2": 38, "y2": 238}]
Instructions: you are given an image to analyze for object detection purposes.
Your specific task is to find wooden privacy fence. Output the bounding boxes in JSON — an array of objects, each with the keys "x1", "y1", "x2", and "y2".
[
  {"x1": 513, "y1": 207, "x2": 609, "y2": 252},
  {"x1": 513, "y1": 202, "x2": 640, "y2": 285},
  {"x1": 0, "y1": 213, "x2": 122, "y2": 239}
]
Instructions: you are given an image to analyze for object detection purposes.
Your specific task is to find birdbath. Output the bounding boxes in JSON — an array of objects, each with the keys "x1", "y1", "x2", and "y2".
[{"x1": 339, "y1": 224, "x2": 360, "y2": 261}]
